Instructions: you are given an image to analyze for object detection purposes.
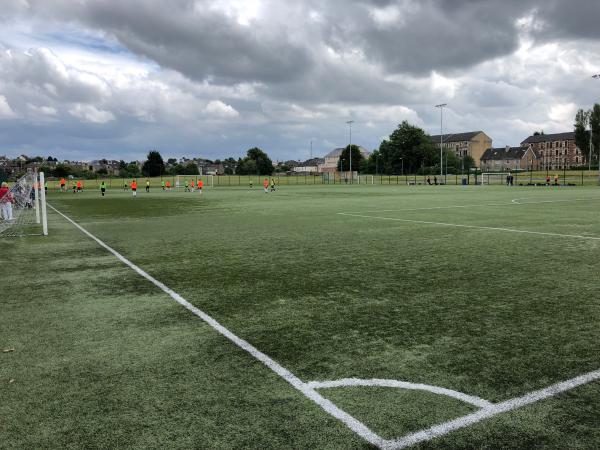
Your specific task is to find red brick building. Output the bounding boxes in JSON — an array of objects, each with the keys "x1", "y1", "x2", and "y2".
[{"x1": 520, "y1": 132, "x2": 585, "y2": 170}]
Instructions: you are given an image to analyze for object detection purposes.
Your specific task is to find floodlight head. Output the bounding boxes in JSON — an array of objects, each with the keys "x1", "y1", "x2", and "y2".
[
  {"x1": 435, "y1": 103, "x2": 447, "y2": 108},
  {"x1": 593, "y1": 74, "x2": 600, "y2": 79}
]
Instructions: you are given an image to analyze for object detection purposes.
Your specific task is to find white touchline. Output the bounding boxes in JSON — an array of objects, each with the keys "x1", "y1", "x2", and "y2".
[
  {"x1": 46, "y1": 204, "x2": 386, "y2": 449},
  {"x1": 307, "y1": 378, "x2": 492, "y2": 409},
  {"x1": 347, "y1": 197, "x2": 600, "y2": 214},
  {"x1": 383, "y1": 369, "x2": 600, "y2": 450},
  {"x1": 338, "y1": 213, "x2": 600, "y2": 241}
]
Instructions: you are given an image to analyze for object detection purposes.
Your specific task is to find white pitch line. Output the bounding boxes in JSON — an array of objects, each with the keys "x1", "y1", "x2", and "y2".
[
  {"x1": 347, "y1": 197, "x2": 600, "y2": 214},
  {"x1": 338, "y1": 212, "x2": 600, "y2": 241},
  {"x1": 383, "y1": 369, "x2": 600, "y2": 449},
  {"x1": 47, "y1": 204, "x2": 386, "y2": 449},
  {"x1": 307, "y1": 378, "x2": 492, "y2": 409}
]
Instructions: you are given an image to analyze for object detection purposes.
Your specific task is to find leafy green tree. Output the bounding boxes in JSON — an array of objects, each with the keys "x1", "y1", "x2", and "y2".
[
  {"x1": 574, "y1": 109, "x2": 590, "y2": 161},
  {"x1": 442, "y1": 149, "x2": 461, "y2": 173},
  {"x1": 223, "y1": 157, "x2": 236, "y2": 174},
  {"x1": 53, "y1": 163, "x2": 73, "y2": 178},
  {"x1": 0, "y1": 167, "x2": 7, "y2": 184},
  {"x1": 462, "y1": 155, "x2": 475, "y2": 172},
  {"x1": 182, "y1": 162, "x2": 199, "y2": 175},
  {"x1": 236, "y1": 158, "x2": 257, "y2": 175},
  {"x1": 378, "y1": 121, "x2": 437, "y2": 175},
  {"x1": 339, "y1": 145, "x2": 363, "y2": 172},
  {"x1": 142, "y1": 150, "x2": 165, "y2": 177},
  {"x1": 236, "y1": 148, "x2": 274, "y2": 175},
  {"x1": 590, "y1": 103, "x2": 600, "y2": 164},
  {"x1": 247, "y1": 147, "x2": 274, "y2": 175}
]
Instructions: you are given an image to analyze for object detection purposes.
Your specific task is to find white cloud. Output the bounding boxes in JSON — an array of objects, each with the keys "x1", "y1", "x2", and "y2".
[
  {"x1": 548, "y1": 103, "x2": 578, "y2": 123},
  {"x1": 204, "y1": 100, "x2": 239, "y2": 118},
  {"x1": 27, "y1": 103, "x2": 58, "y2": 117},
  {"x1": 69, "y1": 104, "x2": 115, "y2": 123},
  {"x1": 0, "y1": 95, "x2": 17, "y2": 119}
]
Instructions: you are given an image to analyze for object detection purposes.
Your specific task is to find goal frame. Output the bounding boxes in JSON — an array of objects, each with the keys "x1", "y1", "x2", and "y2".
[{"x1": 480, "y1": 172, "x2": 512, "y2": 186}]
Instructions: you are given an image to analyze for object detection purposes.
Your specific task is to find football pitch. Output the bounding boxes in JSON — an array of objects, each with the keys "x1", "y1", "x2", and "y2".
[{"x1": 2, "y1": 184, "x2": 600, "y2": 449}]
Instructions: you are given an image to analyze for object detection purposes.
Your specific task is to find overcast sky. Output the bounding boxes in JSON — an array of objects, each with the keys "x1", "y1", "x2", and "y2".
[{"x1": 1, "y1": 0, "x2": 600, "y2": 162}]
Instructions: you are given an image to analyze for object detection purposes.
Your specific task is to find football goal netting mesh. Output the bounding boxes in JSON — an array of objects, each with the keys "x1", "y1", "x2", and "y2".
[
  {"x1": 0, "y1": 171, "x2": 48, "y2": 237},
  {"x1": 175, "y1": 175, "x2": 214, "y2": 190},
  {"x1": 480, "y1": 173, "x2": 511, "y2": 185}
]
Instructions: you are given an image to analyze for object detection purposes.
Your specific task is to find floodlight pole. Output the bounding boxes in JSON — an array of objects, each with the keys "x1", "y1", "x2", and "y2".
[
  {"x1": 435, "y1": 104, "x2": 447, "y2": 179},
  {"x1": 593, "y1": 75, "x2": 600, "y2": 185},
  {"x1": 347, "y1": 120, "x2": 354, "y2": 184}
]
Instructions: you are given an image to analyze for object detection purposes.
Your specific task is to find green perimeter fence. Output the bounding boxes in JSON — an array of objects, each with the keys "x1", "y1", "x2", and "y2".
[{"x1": 40, "y1": 171, "x2": 600, "y2": 189}]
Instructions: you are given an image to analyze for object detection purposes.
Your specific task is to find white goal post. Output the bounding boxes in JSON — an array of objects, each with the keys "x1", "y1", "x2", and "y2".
[
  {"x1": 480, "y1": 172, "x2": 512, "y2": 186},
  {"x1": 0, "y1": 171, "x2": 48, "y2": 237},
  {"x1": 175, "y1": 174, "x2": 214, "y2": 190}
]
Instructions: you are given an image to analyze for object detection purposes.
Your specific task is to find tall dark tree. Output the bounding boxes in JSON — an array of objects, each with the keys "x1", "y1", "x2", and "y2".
[
  {"x1": 223, "y1": 157, "x2": 236, "y2": 174},
  {"x1": 0, "y1": 167, "x2": 7, "y2": 184},
  {"x1": 182, "y1": 162, "x2": 199, "y2": 175},
  {"x1": 236, "y1": 148, "x2": 273, "y2": 175},
  {"x1": 142, "y1": 150, "x2": 165, "y2": 176},
  {"x1": 574, "y1": 109, "x2": 591, "y2": 162},
  {"x1": 378, "y1": 121, "x2": 437, "y2": 175},
  {"x1": 590, "y1": 103, "x2": 600, "y2": 164},
  {"x1": 53, "y1": 163, "x2": 72, "y2": 178},
  {"x1": 339, "y1": 145, "x2": 363, "y2": 172}
]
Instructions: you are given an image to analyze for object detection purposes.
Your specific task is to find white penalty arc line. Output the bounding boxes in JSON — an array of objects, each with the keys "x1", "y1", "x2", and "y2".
[
  {"x1": 307, "y1": 378, "x2": 492, "y2": 409},
  {"x1": 46, "y1": 204, "x2": 386, "y2": 449},
  {"x1": 384, "y1": 369, "x2": 600, "y2": 449},
  {"x1": 338, "y1": 213, "x2": 600, "y2": 241}
]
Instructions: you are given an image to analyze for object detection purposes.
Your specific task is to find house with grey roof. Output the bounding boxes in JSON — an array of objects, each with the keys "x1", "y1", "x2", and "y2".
[
  {"x1": 319, "y1": 146, "x2": 370, "y2": 173},
  {"x1": 480, "y1": 146, "x2": 537, "y2": 171},
  {"x1": 429, "y1": 131, "x2": 492, "y2": 168}
]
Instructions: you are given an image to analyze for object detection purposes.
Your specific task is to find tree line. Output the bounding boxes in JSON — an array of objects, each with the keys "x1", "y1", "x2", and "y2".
[{"x1": 574, "y1": 103, "x2": 600, "y2": 167}]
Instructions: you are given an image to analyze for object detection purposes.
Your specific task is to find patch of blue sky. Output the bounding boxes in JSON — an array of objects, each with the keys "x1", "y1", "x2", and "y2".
[{"x1": 39, "y1": 29, "x2": 127, "y2": 56}]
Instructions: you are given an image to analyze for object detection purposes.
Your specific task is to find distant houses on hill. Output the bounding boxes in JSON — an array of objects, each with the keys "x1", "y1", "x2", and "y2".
[{"x1": 0, "y1": 129, "x2": 589, "y2": 179}]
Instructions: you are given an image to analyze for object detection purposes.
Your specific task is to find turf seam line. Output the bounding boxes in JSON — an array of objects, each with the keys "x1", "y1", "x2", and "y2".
[
  {"x1": 46, "y1": 204, "x2": 386, "y2": 449},
  {"x1": 307, "y1": 378, "x2": 492, "y2": 408},
  {"x1": 338, "y1": 213, "x2": 600, "y2": 241},
  {"x1": 383, "y1": 369, "x2": 600, "y2": 449}
]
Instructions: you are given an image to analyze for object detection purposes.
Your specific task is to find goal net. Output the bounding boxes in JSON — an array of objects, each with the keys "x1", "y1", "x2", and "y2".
[
  {"x1": 175, "y1": 175, "x2": 214, "y2": 191},
  {"x1": 480, "y1": 172, "x2": 511, "y2": 186},
  {"x1": 0, "y1": 171, "x2": 48, "y2": 237}
]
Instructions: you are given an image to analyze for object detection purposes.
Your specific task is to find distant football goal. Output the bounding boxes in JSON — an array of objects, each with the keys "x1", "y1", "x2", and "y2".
[{"x1": 0, "y1": 171, "x2": 48, "y2": 237}]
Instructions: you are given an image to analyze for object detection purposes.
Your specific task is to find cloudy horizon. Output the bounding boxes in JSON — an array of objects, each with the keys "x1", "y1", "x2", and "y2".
[{"x1": 1, "y1": 0, "x2": 600, "y2": 162}]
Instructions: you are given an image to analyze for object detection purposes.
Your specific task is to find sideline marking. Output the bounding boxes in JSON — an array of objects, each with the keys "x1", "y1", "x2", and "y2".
[
  {"x1": 47, "y1": 204, "x2": 385, "y2": 449},
  {"x1": 384, "y1": 369, "x2": 600, "y2": 449},
  {"x1": 48, "y1": 203, "x2": 600, "y2": 449},
  {"x1": 349, "y1": 197, "x2": 600, "y2": 214},
  {"x1": 338, "y1": 213, "x2": 600, "y2": 241},
  {"x1": 307, "y1": 378, "x2": 492, "y2": 408}
]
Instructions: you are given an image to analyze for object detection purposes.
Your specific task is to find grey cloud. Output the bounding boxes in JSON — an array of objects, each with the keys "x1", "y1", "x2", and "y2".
[{"x1": 0, "y1": 48, "x2": 109, "y2": 105}]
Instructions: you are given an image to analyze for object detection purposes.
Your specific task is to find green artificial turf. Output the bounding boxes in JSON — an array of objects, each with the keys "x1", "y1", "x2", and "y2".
[{"x1": 2, "y1": 184, "x2": 600, "y2": 449}]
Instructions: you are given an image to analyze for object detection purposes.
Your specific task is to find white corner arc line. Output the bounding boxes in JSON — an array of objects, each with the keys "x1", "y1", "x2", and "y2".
[
  {"x1": 383, "y1": 369, "x2": 600, "y2": 449},
  {"x1": 307, "y1": 378, "x2": 492, "y2": 408},
  {"x1": 46, "y1": 204, "x2": 386, "y2": 449},
  {"x1": 338, "y1": 213, "x2": 600, "y2": 241}
]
